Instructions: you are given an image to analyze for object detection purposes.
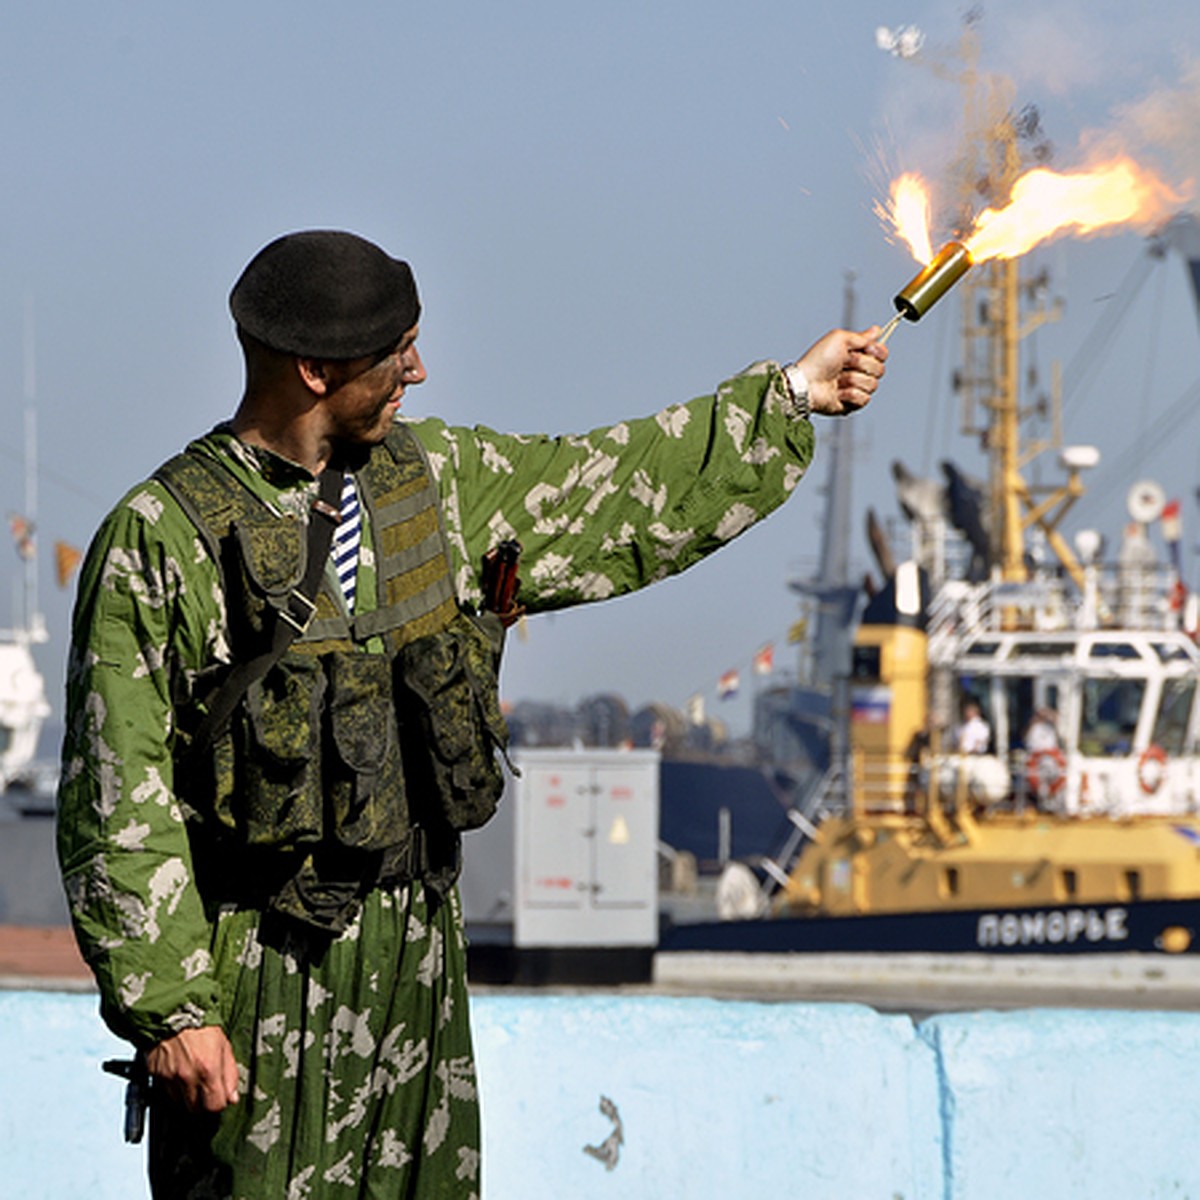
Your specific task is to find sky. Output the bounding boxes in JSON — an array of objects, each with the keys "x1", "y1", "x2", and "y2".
[{"x1": 2, "y1": 0, "x2": 1199, "y2": 742}]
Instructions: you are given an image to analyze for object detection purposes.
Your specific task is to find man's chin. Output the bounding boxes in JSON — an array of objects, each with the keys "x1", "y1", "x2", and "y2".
[{"x1": 364, "y1": 406, "x2": 402, "y2": 441}]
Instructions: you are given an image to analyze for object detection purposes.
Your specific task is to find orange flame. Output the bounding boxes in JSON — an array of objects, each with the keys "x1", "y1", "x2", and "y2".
[
  {"x1": 966, "y1": 157, "x2": 1177, "y2": 260},
  {"x1": 881, "y1": 156, "x2": 1178, "y2": 265},
  {"x1": 876, "y1": 172, "x2": 934, "y2": 264}
]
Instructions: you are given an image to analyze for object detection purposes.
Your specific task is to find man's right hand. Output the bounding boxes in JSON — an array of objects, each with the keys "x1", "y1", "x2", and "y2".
[
  {"x1": 791, "y1": 326, "x2": 888, "y2": 416},
  {"x1": 145, "y1": 1025, "x2": 240, "y2": 1113}
]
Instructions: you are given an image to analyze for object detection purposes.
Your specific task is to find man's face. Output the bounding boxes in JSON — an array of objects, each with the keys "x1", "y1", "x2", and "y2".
[{"x1": 322, "y1": 325, "x2": 426, "y2": 444}]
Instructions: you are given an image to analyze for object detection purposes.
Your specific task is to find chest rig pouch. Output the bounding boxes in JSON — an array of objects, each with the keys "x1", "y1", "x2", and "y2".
[
  {"x1": 394, "y1": 606, "x2": 509, "y2": 833},
  {"x1": 158, "y1": 426, "x2": 510, "y2": 932}
]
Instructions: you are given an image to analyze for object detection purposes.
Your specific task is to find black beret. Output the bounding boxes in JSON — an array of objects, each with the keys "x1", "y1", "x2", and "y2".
[{"x1": 229, "y1": 230, "x2": 421, "y2": 358}]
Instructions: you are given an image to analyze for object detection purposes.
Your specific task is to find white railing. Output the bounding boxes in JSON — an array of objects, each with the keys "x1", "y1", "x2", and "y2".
[
  {"x1": 924, "y1": 565, "x2": 1183, "y2": 663},
  {"x1": 758, "y1": 761, "x2": 844, "y2": 901}
]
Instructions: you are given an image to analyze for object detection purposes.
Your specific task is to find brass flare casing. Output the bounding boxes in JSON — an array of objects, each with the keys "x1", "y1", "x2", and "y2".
[{"x1": 893, "y1": 241, "x2": 973, "y2": 321}]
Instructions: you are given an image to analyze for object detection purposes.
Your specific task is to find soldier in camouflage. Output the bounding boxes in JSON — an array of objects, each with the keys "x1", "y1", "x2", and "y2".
[{"x1": 57, "y1": 230, "x2": 887, "y2": 1198}]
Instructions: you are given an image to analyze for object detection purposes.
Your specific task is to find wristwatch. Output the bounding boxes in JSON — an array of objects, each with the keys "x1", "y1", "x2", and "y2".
[{"x1": 782, "y1": 363, "x2": 811, "y2": 421}]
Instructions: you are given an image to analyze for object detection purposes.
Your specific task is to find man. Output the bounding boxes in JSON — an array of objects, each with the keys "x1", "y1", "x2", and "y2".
[
  {"x1": 958, "y1": 699, "x2": 991, "y2": 755},
  {"x1": 1025, "y1": 705, "x2": 1060, "y2": 754},
  {"x1": 58, "y1": 229, "x2": 887, "y2": 1197}
]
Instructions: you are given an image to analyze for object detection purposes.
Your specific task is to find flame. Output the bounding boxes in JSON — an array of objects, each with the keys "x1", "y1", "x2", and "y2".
[
  {"x1": 965, "y1": 157, "x2": 1176, "y2": 260},
  {"x1": 878, "y1": 172, "x2": 934, "y2": 264},
  {"x1": 881, "y1": 156, "x2": 1178, "y2": 265}
]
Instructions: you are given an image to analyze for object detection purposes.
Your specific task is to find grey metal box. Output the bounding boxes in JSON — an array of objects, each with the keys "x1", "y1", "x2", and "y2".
[{"x1": 461, "y1": 748, "x2": 659, "y2": 948}]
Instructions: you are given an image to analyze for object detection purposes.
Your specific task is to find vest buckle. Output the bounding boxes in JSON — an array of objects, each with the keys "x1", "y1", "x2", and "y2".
[{"x1": 277, "y1": 588, "x2": 318, "y2": 635}]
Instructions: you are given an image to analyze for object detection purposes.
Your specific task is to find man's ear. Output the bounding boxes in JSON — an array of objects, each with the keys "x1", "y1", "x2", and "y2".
[{"x1": 296, "y1": 357, "x2": 333, "y2": 396}]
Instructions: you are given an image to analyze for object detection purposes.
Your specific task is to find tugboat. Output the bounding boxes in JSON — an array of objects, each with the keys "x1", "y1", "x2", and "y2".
[{"x1": 662, "y1": 137, "x2": 1200, "y2": 957}]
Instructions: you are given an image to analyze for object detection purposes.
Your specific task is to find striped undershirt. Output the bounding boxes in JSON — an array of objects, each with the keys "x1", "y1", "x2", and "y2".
[{"x1": 331, "y1": 471, "x2": 361, "y2": 611}]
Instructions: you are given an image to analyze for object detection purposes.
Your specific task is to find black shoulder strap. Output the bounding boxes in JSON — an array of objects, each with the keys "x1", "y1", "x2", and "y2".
[{"x1": 179, "y1": 465, "x2": 343, "y2": 761}]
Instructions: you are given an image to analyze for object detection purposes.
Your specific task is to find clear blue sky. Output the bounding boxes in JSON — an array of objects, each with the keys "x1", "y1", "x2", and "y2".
[{"x1": 2, "y1": 0, "x2": 1198, "y2": 736}]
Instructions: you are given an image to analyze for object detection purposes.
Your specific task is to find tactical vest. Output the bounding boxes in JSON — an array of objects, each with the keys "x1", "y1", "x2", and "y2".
[{"x1": 155, "y1": 424, "x2": 509, "y2": 932}]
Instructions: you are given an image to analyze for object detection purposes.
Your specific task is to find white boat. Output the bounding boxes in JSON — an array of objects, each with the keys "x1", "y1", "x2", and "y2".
[{"x1": 0, "y1": 623, "x2": 50, "y2": 793}]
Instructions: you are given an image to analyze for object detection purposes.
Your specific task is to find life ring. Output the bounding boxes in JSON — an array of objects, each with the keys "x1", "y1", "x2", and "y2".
[
  {"x1": 1027, "y1": 747, "x2": 1067, "y2": 797},
  {"x1": 1138, "y1": 744, "x2": 1168, "y2": 795}
]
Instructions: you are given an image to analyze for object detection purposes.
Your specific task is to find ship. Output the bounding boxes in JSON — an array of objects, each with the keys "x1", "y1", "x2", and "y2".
[
  {"x1": 0, "y1": 358, "x2": 58, "y2": 804},
  {"x1": 0, "y1": 396, "x2": 71, "y2": 929},
  {"x1": 0, "y1": 616, "x2": 65, "y2": 927},
  {"x1": 660, "y1": 150, "x2": 1200, "y2": 958},
  {"x1": 0, "y1": 618, "x2": 51, "y2": 803}
]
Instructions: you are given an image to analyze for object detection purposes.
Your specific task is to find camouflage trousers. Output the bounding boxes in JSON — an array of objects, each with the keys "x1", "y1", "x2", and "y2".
[{"x1": 148, "y1": 883, "x2": 480, "y2": 1199}]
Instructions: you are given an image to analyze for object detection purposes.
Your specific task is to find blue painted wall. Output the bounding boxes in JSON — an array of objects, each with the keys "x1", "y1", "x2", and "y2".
[{"x1": 4, "y1": 990, "x2": 1198, "y2": 1199}]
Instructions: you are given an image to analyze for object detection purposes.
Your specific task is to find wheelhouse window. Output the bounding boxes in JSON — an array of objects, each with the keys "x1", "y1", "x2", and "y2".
[
  {"x1": 1001, "y1": 677, "x2": 1033, "y2": 755},
  {"x1": 1151, "y1": 678, "x2": 1197, "y2": 756},
  {"x1": 851, "y1": 646, "x2": 882, "y2": 680},
  {"x1": 1152, "y1": 642, "x2": 1196, "y2": 664},
  {"x1": 1003, "y1": 677, "x2": 1062, "y2": 753},
  {"x1": 964, "y1": 641, "x2": 1000, "y2": 658},
  {"x1": 1078, "y1": 677, "x2": 1145, "y2": 756},
  {"x1": 1013, "y1": 641, "x2": 1075, "y2": 659},
  {"x1": 1089, "y1": 642, "x2": 1142, "y2": 660}
]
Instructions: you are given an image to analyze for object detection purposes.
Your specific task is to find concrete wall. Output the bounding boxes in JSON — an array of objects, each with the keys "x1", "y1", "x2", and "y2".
[{"x1": 4, "y1": 989, "x2": 1199, "y2": 1199}]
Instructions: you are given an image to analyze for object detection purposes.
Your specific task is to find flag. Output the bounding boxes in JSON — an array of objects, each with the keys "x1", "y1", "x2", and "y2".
[
  {"x1": 717, "y1": 669, "x2": 740, "y2": 699},
  {"x1": 851, "y1": 685, "x2": 891, "y2": 724},
  {"x1": 752, "y1": 643, "x2": 774, "y2": 675},
  {"x1": 1187, "y1": 592, "x2": 1200, "y2": 640},
  {"x1": 54, "y1": 541, "x2": 82, "y2": 588},
  {"x1": 1163, "y1": 500, "x2": 1186, "y2": 610},
  {"x1": 1163, "y1": 499, "x2": 1182, "y2": 545},
  {"x1": 8, "y1": 514, "x2": 34, "y2": 560},
  {"x1": 787, "y1": 618, "x2": 808, "y2": 644}
]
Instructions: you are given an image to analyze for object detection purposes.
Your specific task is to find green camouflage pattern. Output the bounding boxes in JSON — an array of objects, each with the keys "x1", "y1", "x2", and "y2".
[
  {"x1": 396, "y1": 609, "x2": 509, "y2": 833},
  {"x1": 147, "y1": 885, "x2": 479, "y2": 1199},
  {"x1": 57, "y1": 361, "x2": 813, "y2": 1196}
]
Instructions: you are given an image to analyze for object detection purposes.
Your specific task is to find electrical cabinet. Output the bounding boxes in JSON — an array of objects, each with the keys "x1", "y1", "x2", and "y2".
[{"x1": 460, "y1": 748, "x2": 659, "y2": 949}]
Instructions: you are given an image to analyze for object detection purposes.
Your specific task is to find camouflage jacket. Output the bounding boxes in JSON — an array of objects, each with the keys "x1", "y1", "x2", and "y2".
[{"x1": 57, "y1": 360, "x2": 815, "y2": 1046}]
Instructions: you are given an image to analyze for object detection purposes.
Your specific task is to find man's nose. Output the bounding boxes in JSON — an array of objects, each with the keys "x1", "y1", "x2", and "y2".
[{"x1": 402, "y1": 348, "x2": 427, "y2": 385}]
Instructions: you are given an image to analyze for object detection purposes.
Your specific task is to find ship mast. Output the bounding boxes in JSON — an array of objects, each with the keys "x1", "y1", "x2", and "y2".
[
  {"x1": 950, "y1": 24, "x2": 1085, "y2": 598},
  {"x1": 817, "y1": 270, "x2": 857, "y2": 590},
  {"x1": 806, "y1": 270, "x2": 859, "y2": 687},
  {"x1": 17, "y1": 299, "x2": 46, "y2": 645},
  {"x1": 950, "y1": 24, "x2": 1024, "y2": 582}
]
